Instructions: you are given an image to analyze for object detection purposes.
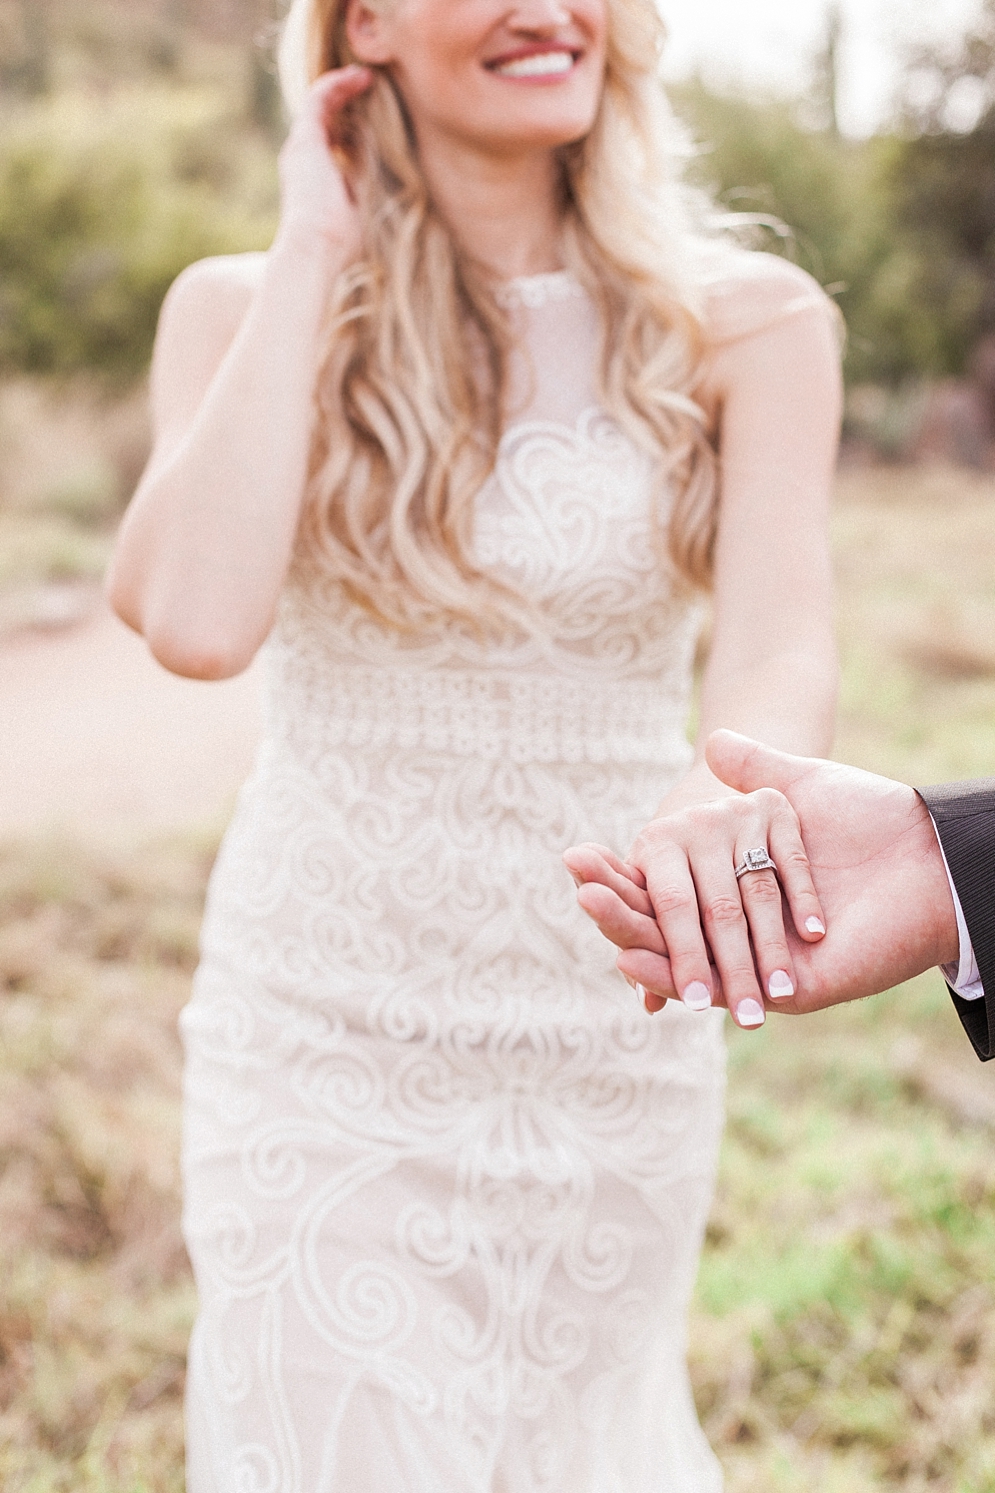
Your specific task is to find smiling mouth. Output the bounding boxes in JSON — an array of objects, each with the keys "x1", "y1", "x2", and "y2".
[{"x1": 489, "y1": 50, "x2": 578, "y2": 79}]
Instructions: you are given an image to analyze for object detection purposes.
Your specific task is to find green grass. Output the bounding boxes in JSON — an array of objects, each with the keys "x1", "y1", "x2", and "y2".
[
  {"x1": 691, "y1": 976, "x2": 995, "y2": 1489},
  {"x1": 0, "y1": 464, "x2": 993, "y2": 1488},
  {"x1": 833, "y1": 464, "x2": 995, "y2": 784}
]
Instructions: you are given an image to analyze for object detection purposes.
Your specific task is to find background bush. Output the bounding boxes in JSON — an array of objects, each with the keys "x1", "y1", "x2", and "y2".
[
  {"x1": 673, "y1": 79, "x2": 995, "y2": 386},
  {"x1": 0, "y1": 88, "x2": 277, "y2": 381}
]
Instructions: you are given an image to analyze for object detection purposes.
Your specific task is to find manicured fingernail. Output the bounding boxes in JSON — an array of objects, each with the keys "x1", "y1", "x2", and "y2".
[
  {"x1": 768, "y1": 970, "x2": 794, "y2": 1000},
  {"x1": 737, "y1": 999, "x2": 766, "y2": 1028},
  {"x1": 682, "y1": 982, "x2": 712, "y2": 1012},
  {"x1": 636, "y1": 982, "x2": 648, "y2": 1008},
  {"x1": 806, "y1": 917, "x2": 826, "y2": 936}
]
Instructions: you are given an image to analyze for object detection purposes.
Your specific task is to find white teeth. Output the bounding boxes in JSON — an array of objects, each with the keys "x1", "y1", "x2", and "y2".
[{"x1": 493, "y1": 51, "x2": 575, "y2": 78}]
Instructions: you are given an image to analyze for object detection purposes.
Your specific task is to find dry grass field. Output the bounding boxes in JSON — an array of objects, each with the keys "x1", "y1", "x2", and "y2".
[{"x1": 0, "y1": 459, "x2": 993, "y2": 1490}]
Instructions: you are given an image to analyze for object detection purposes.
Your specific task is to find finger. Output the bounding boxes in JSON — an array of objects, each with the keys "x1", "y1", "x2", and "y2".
[
  {"x1": 563, "y1": 846, "x2": 653, "y2": 917},
  {"x1": 692, "y1": 852, "x2": 767, "y2": 1028},
  {"x1": 310, "y1": 64, "x2": 375, "y2": 110},
  {"x1": 307, "y1": 66, "x2": 374, "y2": 140},
  {"x1": 573, "y1": 882, "x2": 668, "y2": 1017},
  {"x1": 574, "y1": 881, "x2": 667, "y2": 1019},
  {"x1": 733, "y1": 844, "x2": 795, "y2": 1005},
  {"x1": 705, "y1": 730, "x2": 812, "y2": 801},
  {"x1": 563, "y1": 843, "x2": 646, "y2": 889},
  {"x1": 614, "y1": 946, "x2": 733, "y2": 1016},
  {"x1": 596, "y1": 845, "x2": 647, "y2": 890},
  {"x1": 615, "y1": 949, "x2": 678, "y2": 1011},
  {"x1": 767, "y1": 810, "x2": 827, "y2": 943},
  {"x1": 575, "y1": 883, "x2": 667, "y2": 954},
  {"x1": 643, "y1": 852, "x2": 716, "y2": 1014}
]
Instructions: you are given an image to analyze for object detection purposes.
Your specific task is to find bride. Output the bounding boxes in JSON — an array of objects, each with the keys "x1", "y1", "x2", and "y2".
[{"x1": 108, "y1": 0, "x2": 840, "y2": 1487}]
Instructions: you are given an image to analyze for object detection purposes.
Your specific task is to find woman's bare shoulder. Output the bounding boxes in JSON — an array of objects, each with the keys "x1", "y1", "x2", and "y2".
[
  {"x1": 150, "y1": 254, "x2": 267, "y2": 436},
  {"x1": 698, "y1": 252, "x2": 839, "y2": 348},
  {"x1": 159, "y1": 252, "x2": 267, "y2": 343}
]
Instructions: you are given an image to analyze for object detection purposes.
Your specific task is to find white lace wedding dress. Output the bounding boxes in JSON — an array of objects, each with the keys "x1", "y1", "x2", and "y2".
[{"x1": 180, "y1": 270, "x2": 728, "y2": 1493}]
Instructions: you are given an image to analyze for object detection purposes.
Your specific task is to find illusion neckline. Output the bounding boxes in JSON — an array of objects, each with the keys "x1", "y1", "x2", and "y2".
[{"x1": 494, "y1": 269, "x2": 585, "y2": 310}]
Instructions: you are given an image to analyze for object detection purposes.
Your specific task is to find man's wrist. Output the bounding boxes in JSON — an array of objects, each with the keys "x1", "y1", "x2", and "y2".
[
  {"x1": 929, "y1": 816, "x2": 984, "y2": 998},
  {"x1": 920, "y1": 812, "x2": 974, "y2": 985},
  {"x1": 900, "y1": 794, "x2": 958, "y2": 971}
]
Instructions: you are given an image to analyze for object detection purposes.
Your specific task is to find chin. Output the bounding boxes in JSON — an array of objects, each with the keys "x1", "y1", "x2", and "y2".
[{"x1": 478, "y1": 101, "x2": 599, "y2": 154}]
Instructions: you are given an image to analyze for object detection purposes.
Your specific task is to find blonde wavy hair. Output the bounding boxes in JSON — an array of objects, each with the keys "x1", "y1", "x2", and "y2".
[{"x1": 279, "y1": 0, "x2": 722, "y2": 630}]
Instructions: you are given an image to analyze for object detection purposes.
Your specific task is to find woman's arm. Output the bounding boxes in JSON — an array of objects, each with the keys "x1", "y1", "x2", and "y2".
[
  {"x1": 664, "y1": 273, "x2": 842, "y2": 809},
  {"x1": 567, "y1": 267, "x2": 843, "y2": 1025},
  {"x1": 106, "y1": 67, "x2": 372, "y2": 680}
]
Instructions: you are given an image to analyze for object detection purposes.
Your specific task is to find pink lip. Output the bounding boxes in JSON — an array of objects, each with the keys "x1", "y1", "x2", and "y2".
[{"x1": 483, "y1": 42, "x2": 582, "y2": 70}]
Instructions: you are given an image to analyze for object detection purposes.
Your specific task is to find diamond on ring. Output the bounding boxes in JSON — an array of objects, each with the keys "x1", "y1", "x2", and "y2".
[{"x1": 735, "y1": 847, "x2": 778, "y2": 880}]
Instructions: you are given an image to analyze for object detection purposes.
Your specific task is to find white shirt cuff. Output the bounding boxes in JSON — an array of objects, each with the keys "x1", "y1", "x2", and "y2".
[{"x1": 931, "y1": 817, "x2": 984, "y2": 1000}]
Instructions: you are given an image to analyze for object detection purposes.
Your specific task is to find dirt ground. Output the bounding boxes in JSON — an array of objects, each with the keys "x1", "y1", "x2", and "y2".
[{"x1": 0, "y1": 601, "x2": 263, "y2": 840}]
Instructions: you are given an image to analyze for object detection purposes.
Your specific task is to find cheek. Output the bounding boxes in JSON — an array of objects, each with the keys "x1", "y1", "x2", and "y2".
[
  {"x1": 391, "y1": 17, "x2": 483, "y2": 100},
  {"x1": 579, "y1": 0, "x2": 609, "y2": 52}
]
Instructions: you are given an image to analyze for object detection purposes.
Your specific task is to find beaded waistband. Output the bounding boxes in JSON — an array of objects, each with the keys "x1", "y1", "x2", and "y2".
[{"x1": 267, "y1": 661, "x2": 692, "y2": 768}]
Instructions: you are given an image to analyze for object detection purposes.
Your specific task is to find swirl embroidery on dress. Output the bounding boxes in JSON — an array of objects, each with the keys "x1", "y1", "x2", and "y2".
[{"x1": 181, "y1": 297, "x2": 727, "y2": 1491}]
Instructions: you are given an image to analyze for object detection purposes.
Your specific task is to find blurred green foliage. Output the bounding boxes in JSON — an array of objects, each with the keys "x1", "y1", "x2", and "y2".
[
  {"x1": 890, "y1": 118, "x2": 995, "y2": 374},
  {"x1": 674, "y1": 81, "x2": 992, "y2": 385},
  {"x1": 0, "y1": 89, "x2": 278, "y2": 381}
]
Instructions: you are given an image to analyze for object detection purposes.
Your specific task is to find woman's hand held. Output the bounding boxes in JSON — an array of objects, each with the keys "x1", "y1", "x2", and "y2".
[
  {"x1": 276, "y1": 67, "x2": 374, "y2": 257},
  {"x1": 628, "y1": 786, "x2": 827, "y2": 1030}
]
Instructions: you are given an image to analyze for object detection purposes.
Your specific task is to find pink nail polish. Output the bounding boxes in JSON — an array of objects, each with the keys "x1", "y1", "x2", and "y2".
[
  {"x1": 806, "y1": 917, "x2": 826, "y2": 937},
  {"x1": 737, "y1": 999, "x2": 766, "y2": 1028},
  {"x1": 768, "y1": 970, "x2": 794, "y2": 1000},
  {"x1": 682, "y1": 982, "x2": 712, "y2": 1012}
]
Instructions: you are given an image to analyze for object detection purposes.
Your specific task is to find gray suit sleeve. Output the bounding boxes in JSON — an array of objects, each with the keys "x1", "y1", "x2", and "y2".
[{"x1": 917, "y1": 779, "x2": 995, "y2": 1061}]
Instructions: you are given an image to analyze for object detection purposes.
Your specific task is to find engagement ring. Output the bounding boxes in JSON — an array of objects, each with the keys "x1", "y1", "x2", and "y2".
[{"x1": 735, "y1": 847, "x2": 778, "y2": 880}]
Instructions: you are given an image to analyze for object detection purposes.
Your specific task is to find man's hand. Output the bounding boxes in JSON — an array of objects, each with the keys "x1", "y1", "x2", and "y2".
[{"x1": 565, "y1": 731, "x2": 960, "y2": 1019}]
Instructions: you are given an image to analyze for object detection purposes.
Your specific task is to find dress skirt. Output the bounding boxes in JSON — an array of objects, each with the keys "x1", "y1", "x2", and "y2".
[{"x1": 180, "y1": 727, "x2": 727, "y2": 1493}]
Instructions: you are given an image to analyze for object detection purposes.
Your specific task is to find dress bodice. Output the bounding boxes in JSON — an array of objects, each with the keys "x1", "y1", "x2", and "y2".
[{"x1": 266, "y1": 272, "x2": 703, "y2": 771}]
